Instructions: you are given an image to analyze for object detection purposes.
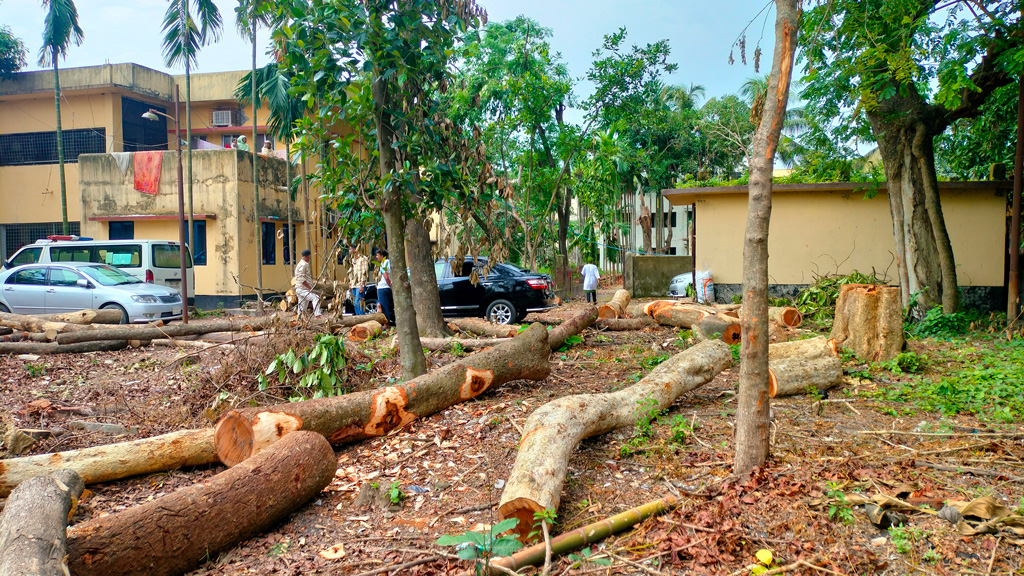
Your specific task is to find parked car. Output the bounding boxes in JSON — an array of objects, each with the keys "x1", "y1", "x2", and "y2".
[
  {"x1": 346, "y1": 257, "x2": 556, "y2": 324},
  {"x1": 4, "y1": 237, "x2": 195, "y2": 304},
  {"x1": 0, "y1": 263, "x2": 183, "y2": 323}
]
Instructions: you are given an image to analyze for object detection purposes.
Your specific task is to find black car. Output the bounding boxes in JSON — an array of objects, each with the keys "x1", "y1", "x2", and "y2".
[{"x1": 348, "y1": 257, "x2": 556, "y2": 324}]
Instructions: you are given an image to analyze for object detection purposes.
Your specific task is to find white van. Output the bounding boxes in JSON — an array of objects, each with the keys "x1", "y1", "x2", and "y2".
[{"x1": 4, "y1": 237, "x2": 195, "y2": 304}]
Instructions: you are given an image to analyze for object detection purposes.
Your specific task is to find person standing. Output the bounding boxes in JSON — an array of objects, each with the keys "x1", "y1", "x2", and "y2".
[
  {"x1": 348, "y1": 246, "x2": 369, "y2": 315},
  {"x1": 581, "y1": 260, "x2": 600, "y2": 304},
  {"x1": 294, "y1": 249, "x2": 321, "y2": 318},
  {"x1": 235, "y1": 135, "x2": 250, "y2": 152},
  {"x1": 375, "y1": 248, "x2": 395, "y2": 325}
]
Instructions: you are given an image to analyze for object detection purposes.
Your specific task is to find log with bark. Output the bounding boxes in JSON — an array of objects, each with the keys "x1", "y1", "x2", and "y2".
[
  {"x1": 691, "y1": 316, "x2": 742, "y2": 344},
  {"x1": 214, "y1": 324, "x2": 552, "y2": 466},
  {"x1": 0, "y1": 429, "x2": 216, "y2": 498},
  {"x1": 0, "y1": 313, "x2": 100, "y2": 340},
  {"x1": 497, "y1": 340, "x2": 731, "y2": 539},
  {"x1": 66, "y1": 431, "x2": 335, "y2": 576},
  {"x1": 417, "y1": 337, "x2": 510, "y2": 352},
  {"x1": 768, "y1": 306, "x2": 802, "y2": 328},
  {"x1": 0, "y1": 341, "x2": 131, "y2": 355},
  {"x1": 768, "y1": 320, "x2": 790, "y2": 343},
  {"x1": 830, "y1": 283, "x2": 904, "y2": 362},
  {"x1": 652, "y1": 306, "x2": 710, "y2": 328},
  {"x1": 55, "y1": 317, "x2": 278, "y2": 345},
  {"x1": 767, "y1": 336, "x2": 842, "y2": 397},
  {"x1": 594, "y1": 316, "x2": 656, "y2": 331},
  {"x1": 547, "y1": 306, "x2": 598, "y2": 351},
  {"x1": 597, "y1": 289, "x2": 630, "y2": 319},
  {"x1": 348, "y1": 320, "x2": 383, "y2": 342},
  {"x1": 522, "y1": 313, "x2": 563, "y2": 326},
  {"x1": 0, "y1": 468, "x2": 85, "y2": 576},
  {"x1": 36, "y1": 309, "x2": 124, "y2": 325},
  {"x1": 308, "y1": 313, "x2": 387, "y2": 329},
  {"x1": 446, "y1": 317, "x2": 518, "y2": 339},
  {"x1": 0, "y1": 331, "x2": 28, "y2": 343}
]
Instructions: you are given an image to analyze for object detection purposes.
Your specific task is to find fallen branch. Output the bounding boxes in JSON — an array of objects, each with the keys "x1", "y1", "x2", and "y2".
[
  {"x1": 597, "y1": 290, "x2": 630, "y2": 319},
  {"x1": 0, "y1": 468, "x2": 84, "y2": 576},
  {"x1": 0, "y1": 341, "x2": 130, "y2": 355},
  {"x1": 66, "y1": 431, "x2": 336, "y2": 576},
  {"x1": 55, "y1": 316, "x2": 278, "y2": 345},
  {"x1": 418, "y1": 337, "x2": 511, "y2": 351},
  {"x1": 447, "y1": 318, "x2": 519, "y2": 339},
  {"x1": 547, "y1": 306, "x2": 598, "y2": 351},
  {"x1": 595, "y1": 316, "x2": 656, "y2": 331}
]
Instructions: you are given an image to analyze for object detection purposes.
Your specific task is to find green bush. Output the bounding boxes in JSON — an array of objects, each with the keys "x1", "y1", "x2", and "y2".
[
  {"x1": 794, "y1": 271, "x2": 885, "y2": 327},
  {"x1": 906, "y1": 306, "x2": 983, "y2": 338}
]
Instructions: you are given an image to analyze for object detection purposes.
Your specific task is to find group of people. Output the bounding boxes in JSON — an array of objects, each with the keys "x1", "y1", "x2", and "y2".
[{"x1": 292, "y1": 245, "x2": 395, "y2": 325}]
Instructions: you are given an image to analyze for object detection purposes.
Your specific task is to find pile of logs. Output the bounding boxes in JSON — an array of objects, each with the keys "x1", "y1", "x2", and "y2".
[{"x1": 279, "y1": 279, "x2": 345, "y2": 313}]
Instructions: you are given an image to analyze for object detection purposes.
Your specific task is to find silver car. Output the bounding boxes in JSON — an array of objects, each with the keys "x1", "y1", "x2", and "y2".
[{"x1": 0, "y1": 263, "x2": 182, "y2": 324}]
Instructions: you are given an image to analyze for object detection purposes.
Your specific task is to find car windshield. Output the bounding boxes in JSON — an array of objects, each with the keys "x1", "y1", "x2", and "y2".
[{"x1": 81, "y1": 265, "x2": 143, "y2": 286}]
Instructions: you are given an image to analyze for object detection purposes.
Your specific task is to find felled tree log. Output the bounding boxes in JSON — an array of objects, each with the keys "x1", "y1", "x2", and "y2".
[
  {"x1": 35, "y1": 309, "x2": 124, "y2": 325},
  {"x1": 652, "y1": 306, "x2": 709, "y2": 328},
  {"x1": 768, "y1": 320, "x2": 790, "y2": 343},
  {"x1": 769, "y1": 306, "x2": 802, "y2": 328},
  {"x1": 767, "y1": 336, "x2": 842, "y2": 397},
  {"x1": 547, "y1": 306, "x2": 598, "y2": 351},
  {"x1": 308, "y1": 313, "x2": 387, "y2": 329},
  {"x1": 348, "y1": 320, "x2": 382, "y2": 341},
  {"x1": 418, "y1": 337, "x2": 510, "y2": 351},
  {"x1": 597, "y1": 289, "x2": 630, "y2": 319},
  {"x1": 522, "y1": 313, "x2": 563, "y2": 326},
  {"x1": 447, "y1": 318, "x2": 518, "y2": 339},
  {"x1": 0, "y1": 468, "x2": 85, "y2": 576},
  {"x1": 0, "y1": 341, "x2": 130, "y2": 355},
  {"x1": 0, "y1": 331, "x2": 28, "y2": 343},
  {"x1": 498, "y1": 340, "x2": 731, "y2": 539},
  {"x1": 0, "y1": 313, "x2": 97, "y2": 340},
  {"x1": 55, "y1": 317, "x2": 277, "y2": 345},
  {"x1": 830, "y1": 283, "x2": 904, "y2": 362},
  {"x1": 0, "y1": 429, "x2": 216, "y2": 498},
  {"x1": 66, "y1": 431, "x2": 335, "y2": 576},
  {"x1": 214, "y1": 324, "x2": 552, "y2": 466},
  {"x1": 594, "y1": 316, "x2": 656, "y2": 331},
  {"x1": 692, "y1": 316, "x2": 741, "y2": 344},
  {"x1": 642, "y1": 300, "x2": 679, "y2": 317}
]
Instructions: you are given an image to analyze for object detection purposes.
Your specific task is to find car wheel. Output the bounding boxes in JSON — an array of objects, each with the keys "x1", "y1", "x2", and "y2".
[
  {"x1": 0, "y1": 302, "x2": 9, "y2": 313},
  {"x1": 485, "y1": 299, "x2": 517, "y2": 325},
  {"x1": 101, "y1": 303, "x2": 129, "y2": 324}
]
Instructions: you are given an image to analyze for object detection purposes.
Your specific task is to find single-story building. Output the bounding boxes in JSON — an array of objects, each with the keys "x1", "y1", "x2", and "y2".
[{"x1": 661, "y1": 181, "x2": 1010, "y2": 310}]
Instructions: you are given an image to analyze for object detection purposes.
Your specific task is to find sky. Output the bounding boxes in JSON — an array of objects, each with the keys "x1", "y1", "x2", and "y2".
[{"x1": 1, "y1": 0, "x2": 777, "y2": 116}]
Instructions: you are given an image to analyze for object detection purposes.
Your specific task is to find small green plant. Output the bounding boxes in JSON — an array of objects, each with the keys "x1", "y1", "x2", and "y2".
[
  {"x1": 640, "y1": 353, "x2": 670, "y2": 369},
  {"x1": 889, "y1": 524, "x2": 929, "y2": 555},
  {"x1": 268, "y1": 539, "x2": 289, "y2": 557},
  {"x1": 436, "y1": 518, "x2": 523, "y2": 575},
  {"x1": 882, "y1": 351, "x2": 926, "y2": 375},
  {"x1": 675, "y1": 329, "x2": 692, "y2": 346},
  {"x1": 922, "y1": 549, "x2": 941, "y2": 564},
  {"x1": 749, "y1": 549, "x2": 776, "y2": 575},
  {"x1": 670, "y1": 415, "x2": 694, "y2": 444},
  {"x1": 825, "y1": 482, "x2": 854, "y2": 525},
  {"x1": 557, "y1": 334, "x2": 585, "y2": 352},
  {"x1": 388, "y1": 481, "x2": 405, "y2": 505},
  {"x1": 567, "y1": 547, "x2": 612, "y2": 569},
  {"x1": 592, "y1": 334, "x2": 613, "y2": 343},
  {"x1": 730, "y1": 343, "x2": 741, "y2": 363},
  {"x1": 732, "y1": 294, "x2": 743, "y2": 304},
  {"x1": 527, "y1": 508, "x2": 557, "y2": 542},
  {"x1": 906, "y1": 306, "x2": 980, "y2": 338},
  {"x1": 24, "y1": 362, "x2": 47, "y2": 378},
  {"x1": 620, "y1": 397, "x2": 664, "y2": 456},
  {"x1": 259, "y1": 334, "x2": 348, "y2": 398},
  {"x1": 449, "y1": 341, "x2": 466, "y2": 356}
]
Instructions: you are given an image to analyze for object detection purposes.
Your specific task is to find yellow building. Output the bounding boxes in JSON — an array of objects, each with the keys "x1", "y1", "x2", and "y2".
[{"x1": 0, "y1": 62, "x2": 340, "y2": 308}]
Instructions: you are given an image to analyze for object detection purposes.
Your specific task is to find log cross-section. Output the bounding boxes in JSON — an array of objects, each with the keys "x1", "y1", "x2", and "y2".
[
  {"x1": 0, "y1": 468, "x2": 85, "y2": 576},
  {"x1": 597, "y1": 290, "x2": 630, "y2": 319}
]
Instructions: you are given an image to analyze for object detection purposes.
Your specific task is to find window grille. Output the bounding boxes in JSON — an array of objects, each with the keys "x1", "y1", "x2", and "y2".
[
  {"x1": 2, "y1": 222, "x2": 81, "y2": 259},
  {"x1": 0, "y1": 129, "x2": 106, "y2": 166}
]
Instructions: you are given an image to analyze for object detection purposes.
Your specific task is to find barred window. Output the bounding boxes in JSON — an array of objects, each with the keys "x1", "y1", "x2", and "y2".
[{"x1": 0, "y1": 129, "x2": 106, "y2": 166}]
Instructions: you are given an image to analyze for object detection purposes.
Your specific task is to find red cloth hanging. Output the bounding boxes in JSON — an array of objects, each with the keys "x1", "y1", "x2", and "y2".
[{"x1": 133, "y1": 151, "x2": 163, "y2": 194}]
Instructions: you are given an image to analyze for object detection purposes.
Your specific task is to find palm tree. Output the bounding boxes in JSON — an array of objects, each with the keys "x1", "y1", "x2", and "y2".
[
  {"x1": 660, "y1": 83, "x2": 706, "y2": 112},
  {"x1": 38, "y1": 0, "x2": 83, "y2": 235},
  {"x1": 161, "y1": 0, "x2": 223, "y2": 255}
]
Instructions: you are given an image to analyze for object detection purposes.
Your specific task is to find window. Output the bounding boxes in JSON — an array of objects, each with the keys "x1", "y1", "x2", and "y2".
[
  {"x1": 221, "y1": 135, "x2": 237, "y2": 148},
  {"x1": 108, "y1": 222, "x2": 134, "y2": 240},
  {"x1": 667, "y1": 247, "x2": 677, "y2": 255},
  {"x1": 48, "y1": 268, "x2": 83, "y2": 287},
  {"x1": 8, "y1": 247, "x2": 41, "y2": 267},
  {"x1": 662, "y1": 212, "x2": 677, "y2": 227},
  {"x1": 3, "y1": 222, "x2": 80, "y2": 259},
  {"x1": 153, "y1": 244, "x2": 193, "y2": 268},
  {"x1": 13, "y1": 267, "x2": 46, "y2": 285},
  {"x1": 434, "y1": 261, "x2": 447, "y2": 279},
  {"x1": 281, "y1": 223, "x2": 292, "y2": 265},
  {"x1": 262, "y1": 222, "x2": 276, "y2": 265},
  {"x1": 256, "y1": 134, "x2": 274, "y2": 150},
  {"x1": 122, "y1": 97, "x2": 169, "y2": 152},
  {"x1": 0, "y1": 129, "x2": 106, "y2": 166},
  {"x1": 185, "y1": 221, "x2": 207, "y2": 266}
]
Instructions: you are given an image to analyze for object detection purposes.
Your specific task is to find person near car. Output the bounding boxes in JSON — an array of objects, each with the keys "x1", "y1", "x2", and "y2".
[
  {"x1": 581, "y1": 261, "x2": 600, "y2": 303},
  {"x1": 294, "y1": 249, "x2": 321, "y2": 318},
  {"x1": 375, "y1": 248, "x2": 395, "y2": 325},
  {"x1": 348, "y1": 246, "x2": 369, "y2": 315}
]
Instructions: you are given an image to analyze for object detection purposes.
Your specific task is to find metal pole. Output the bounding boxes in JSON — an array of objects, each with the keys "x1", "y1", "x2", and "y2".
[{"x1": 175, "y1": 85, "x2": 190, "y2": 324}]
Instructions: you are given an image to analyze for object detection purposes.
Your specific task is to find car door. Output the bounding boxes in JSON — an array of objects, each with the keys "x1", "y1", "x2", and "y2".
[
  {"x1": 45, "y1": 267, "x2": 95, "y2": 313},
  {"x1": 2, "y1": 267, "x2": 48, "y2": 314},
  {"x1": 440, "y1": 259, "x2": 484, "y2": 316}
]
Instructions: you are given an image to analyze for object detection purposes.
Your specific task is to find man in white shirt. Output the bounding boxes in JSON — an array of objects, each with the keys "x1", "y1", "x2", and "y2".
[
  {"x1": 294, "y1": 249, "x2": 321, "y2": 317},
  {"x1": 581, "y1": 261, "x2": 600, "y2": 303}
]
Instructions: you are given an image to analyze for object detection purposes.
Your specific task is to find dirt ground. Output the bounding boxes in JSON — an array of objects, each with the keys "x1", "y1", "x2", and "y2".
[{"x1": 1, "y1": 293, "x2": 1022, "y2": 575}]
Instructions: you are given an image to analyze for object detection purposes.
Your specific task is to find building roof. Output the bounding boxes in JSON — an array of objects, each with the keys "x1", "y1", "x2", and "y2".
[{"x1": 661, "y1": 180, "x2": 1012, "y2": 206}]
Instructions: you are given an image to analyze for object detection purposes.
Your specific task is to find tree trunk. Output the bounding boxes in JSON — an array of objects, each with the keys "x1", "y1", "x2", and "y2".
[
  {"x1": 35, "y1": 309, "x2": 123, "y2": 325},
  {"x1": 595, "y1": 316, "x2": 655, "y2": 331},
  {"x1": 407, "y1": 217, "x2": 451, "y2": 338},
  {"x1": 302, "y1": 150, "x2": 313, "y2": 253},
  {"x1": 213, "y1": 324, "x2": 551, "y2": 466},
  {"x1": 348, "y1": 320, "x2": 382, "y2": 341},
  {"x1": 0, "y1": 332, "x2": 29, "y2": 343},
  {"x1": 186, "y1": 61, "x2": 194, "y2": 262},
  {"x1": 829, "y1": 283, "x2": 905, "y2": 362},
  {"x1": 251, "y1": 20, "x2": 264, "y2": 314},
  {"x1": 547, "y1": 306, "x2": 598, "y2": 351},
  {"x1": 638, "y1": 194, "x2": 652, "y2": 254},
  {"x1": 286, "y1": 137, "x2": 294, "y2": 269},
  {"x1": 0, "y1": 429, "x2": 216, "y2": 498},
  {"x1": 447, "y1": 317, "x2": 518, "y2": 339},
  {"x1": 692, "y1": 315, "x2": 741, "y2": 344},
  {"x1": 597, "y1": 289, "x2": 630, "y2": 319},
  {"x1": 0, "y1": 469, "x2": 84, "y2": 576},
  {"x1": 767, "y1": 336, "x2": 842, "y2": 397},
  {"x1": 54, "y1": 316, "x2": 275, "y2": 345},
  {"x1": 416, "y1": 337, "x2": 510, "y2": 351},
  {"x1": 768, "y1": 306, "x2": 801, "y2": 328},
  {"x1": 66, "y1": 431, "x2": 335, "y2": 576},
  {"x1": 372, "y1": 75, "x2": 426, "y2": 380},
  {"x1": 734, "y1": 0, "x2": 799, "y2": 477},
  {"x1": 0, "y1": 341, "x2": 130, "y2": 355},
  {"x1": 652, "y1": 306, "x2": 710, "y2": 328},
  {"x1": 498, "y1": 340, "x2": 731, "y2": 539},
  {"x1": 306, "y1": 313, "x2": 387, "y2": 329},
  {"x1": 53, "y1": 57, "x2": 68, "y2": 235}
]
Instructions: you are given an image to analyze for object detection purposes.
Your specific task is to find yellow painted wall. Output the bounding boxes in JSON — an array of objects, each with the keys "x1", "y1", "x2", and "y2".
[{"x1": 687, "y1": 189, "x2": 1004, "y2": 287}]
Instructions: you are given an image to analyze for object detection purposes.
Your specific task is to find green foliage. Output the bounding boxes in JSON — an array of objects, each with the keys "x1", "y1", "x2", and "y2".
[
  {"x1": 527, "y1": 508, "x2": 557, "y2": 542},
  {"x1": 795, "y1": 271, "x2": 884, "y2": 326},
  {"x1": 889, "y1": 524, "x2": 929, "y2": 556},
  {"x1": 640, "y1": 353, "x2": 670, "y2": 369},
  {"x1": 24, "y1": 362, "x2": 47, "y2": 378},
  {"x1": 730, "y1": 343, "x2": 741, "y2": 363},
  {"x1": 436, "y1": 518, "x2": 523, "y2": 574},
  {"x1": 0, "y1": 26, "x2": 27, "y2": 78},
  {"x1": 567, "y1": 547, "x2": 612, "y2": 569},
  {"x1": 259, "y1": 334, "x2": 348, "y2": 398},
  {"x1": 557, "y1": 334, "x2": 585, "y2": 352},
  {"x1": 750, "y1": 548, "x2": 776, "y2": 575},
  {"x1": 38, "y1": 0, "x2": 84, "y2": 67},
  {"x1": 882, "y1": 351, "x2": 926, "y2": 375},
  {"x1": 387, "y1": 481, "x2": 404, "y2": 505},
  {"x1": 620, "y1": 396, "x2": 664, "y2": 457},
  {"x1": 161, "y1": 0, "x2": 223, "y2": 70},
  {"x1": 906, "y1": 306, "x2": 981, "y2": 339},
  {"x1": 669, "y1": 415, "x2": 694, "y2": 444},
  {"x1": 825, "y1": 482, "x2": 854, "y2": 525}
]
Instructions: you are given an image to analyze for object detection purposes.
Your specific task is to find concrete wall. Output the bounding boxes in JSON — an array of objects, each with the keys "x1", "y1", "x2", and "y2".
[{"x1": 625, "y1": 254, "x2": 694, "y2": 298}]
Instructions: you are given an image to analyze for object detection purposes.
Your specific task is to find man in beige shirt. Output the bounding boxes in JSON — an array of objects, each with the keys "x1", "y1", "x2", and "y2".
[
  {"x1": 294, "y1": 249, "x2": 321, "y2": 317},
  {"x1": 348, "y1": 247, "x2": 370, "y2": 315}
]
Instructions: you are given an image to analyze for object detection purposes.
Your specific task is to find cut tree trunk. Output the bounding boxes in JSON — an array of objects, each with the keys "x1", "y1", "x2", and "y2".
[
  {"x1": 0, "y1": 341, "x2": 130, "y2": 355},
  {"x1": 597, "y1": 290, "x2": 630, "y2": 319},
  {"x1": 0, "y1": 313, "x2": 100, "y2": 340},
  {"x1": 523, "y1": 313, "x2": 563, "y2": 326},
  {"x1": 66, "y1": 431, "x2": 335, "y2": 576},
  {"x1": 0, "y1": 429, "x2": 216, "y2": 498},
  {"x1": 652, "y1": 306, "x2": 710, "y2": 329},
  {"x1": 768, "y1": 306, "x2": 802, "y2": 328},
  {"x1": 417, "y1": 337, "x2": 510, "y2": 351},
  {"x1": 498, "y1": 340, "x2": 731, "y2": 539},
  {"x1": 447, "y1": 318, "x2": 518, "y2": 339},
  {"x1": 35, "y1": 309, "x2": 123, "y2": 325},
  {"x1": 594, "y1": 316, "x2": 656, "y2": 331},
  {"x1": 348, "y1": 320, "x2": 382, "y2": 342},
  {"x1": 0, "y1": 332, "x2": 28, "y2": 343},
  {"x1": 0, "y1": 468, "x2": 84, "y2": 576},
  {"x1": 692, "y1": 316, "x2": 741, "y2": 344},
  {"x1": 768, "y1": 336, "x2": 843, "y2": 398},
  {"x1": 547, "y1": 306, "x2": 598, "y2": 351},
  {"x1": 768, "y1": 320, "x2": 790, "y2": 343},
  {"x1": 214, "y1": 324, "x2": 552, "y2": 466},
  {"x1": 55, "y1": 317, "x2": 276, "y2": 345},
  {"x1": 829, "y1": 284, "x2": 904, "y2": 362}
]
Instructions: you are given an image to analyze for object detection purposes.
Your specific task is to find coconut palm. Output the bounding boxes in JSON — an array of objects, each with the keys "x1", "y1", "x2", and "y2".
[
  {"x1": 161, "y1": 0, "x2": 223, "y2": 253},
  {"x1": 38, "y1": 0, "x2": 83, "y2": 235}
]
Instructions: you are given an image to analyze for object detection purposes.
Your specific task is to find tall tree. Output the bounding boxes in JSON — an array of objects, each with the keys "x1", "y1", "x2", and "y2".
[
  {"x1": 0, "y1": 25, "x2": 27, "y2": 78},
  {"x1": 802, "y1": 0, "x2": 1022, "y2": 312},
  {"x1": 162, "y1": 0, "x2": 223, "y2": 259},
  {"x1": 734, "y1": 0, "x2": 801, "y2": 477},
  {"x1": 38, "y1": 0, "x2": 83, "y2": 235}
]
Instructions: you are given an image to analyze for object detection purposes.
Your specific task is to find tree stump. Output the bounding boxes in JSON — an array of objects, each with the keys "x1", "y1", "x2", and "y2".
[
  {"x1": 597, "y1": 290, "x2": 630, "y2": 319},
  {"x1": 348, "y1": 320, "x2": 383, "y2": 341},
  {"x1": 0, "y1": 468, "x2": 85, "y2": 576},
  {"x1": 768, "y1": 306, "x2": 802, "y2": 328},
  {"x1": 829, "y1": 284, "x2": 904, "y2": 362}
]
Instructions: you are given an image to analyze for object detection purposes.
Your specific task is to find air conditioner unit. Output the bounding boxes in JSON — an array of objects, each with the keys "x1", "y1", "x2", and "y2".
[{"x1": 212, "y1": 110, "x2": 234, "y2": 127}]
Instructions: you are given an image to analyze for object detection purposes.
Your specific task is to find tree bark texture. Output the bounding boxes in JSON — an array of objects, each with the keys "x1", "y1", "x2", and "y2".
[
  {"x1": 213, "y1": 324, "x2": 552, "y2": 466},
  {"x1": 597, "y1": 290, "x2": 631, "y2": 319},
  {"x1": 407, "y1": 217, "x2": 452, "y2": 338},
  {"x1": 0, "y1": 429, "x2": 216, "y2": 498},
  {"x1": 0, "y1": 468, "x2": 84, "y2": 576},
  {"x1": 447, "y1": 317, "x2": 518, "y2": 339},
  {"x1": 66, "y1": 431, "x2": 335, "y2": 576},
  {"x1": 416, "y1": 337, "x2": 510, "y2": 351},
  {"x1": 767, "y1": 306, "x2": 801, "y2": 328},
  {"x1": 348, "y1": 320, "x2": 383, "y2": 342},
  {"x1": 0, "y1": 341, "x2": 130, "y2": 355},
  {"x1": 829, "y1": 283, "x2": 905, "y2": 362},
  {"x1": 768, "y1": 346, "x2": 842, "y2": 398},
  {"x1": 53, "y1": 58, "x2": 68, "y2": 234},
  {"x1": 594, "y1": 316, "x2": 656, "y2": 331},
  {"x1": 497, "y1": 340, "x2": 731, "y2": 539},
  {"x1": 54, "y1": 317, "x2": 276, "y2": 345},
  {"x1": 692, "y1": 316, "x2": 741, "y2": 345},
  {"x1": 33, "y1": 309, "x2": 123, "y2": 325},
  {"x1": 734, "y1": 0, "x2": 800, "y2": 477},
  {"x1": 547, "y1": 306, "x2": 598, "y2": 351}
]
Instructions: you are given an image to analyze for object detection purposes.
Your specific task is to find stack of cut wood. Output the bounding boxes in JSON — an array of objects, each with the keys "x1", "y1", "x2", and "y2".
[
  {"x1": 279, "y1": 278, "x2": 346, "y2": 312},
  {"x1": 642, "y1": 300, "x2": 742, "y2": 344}
]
